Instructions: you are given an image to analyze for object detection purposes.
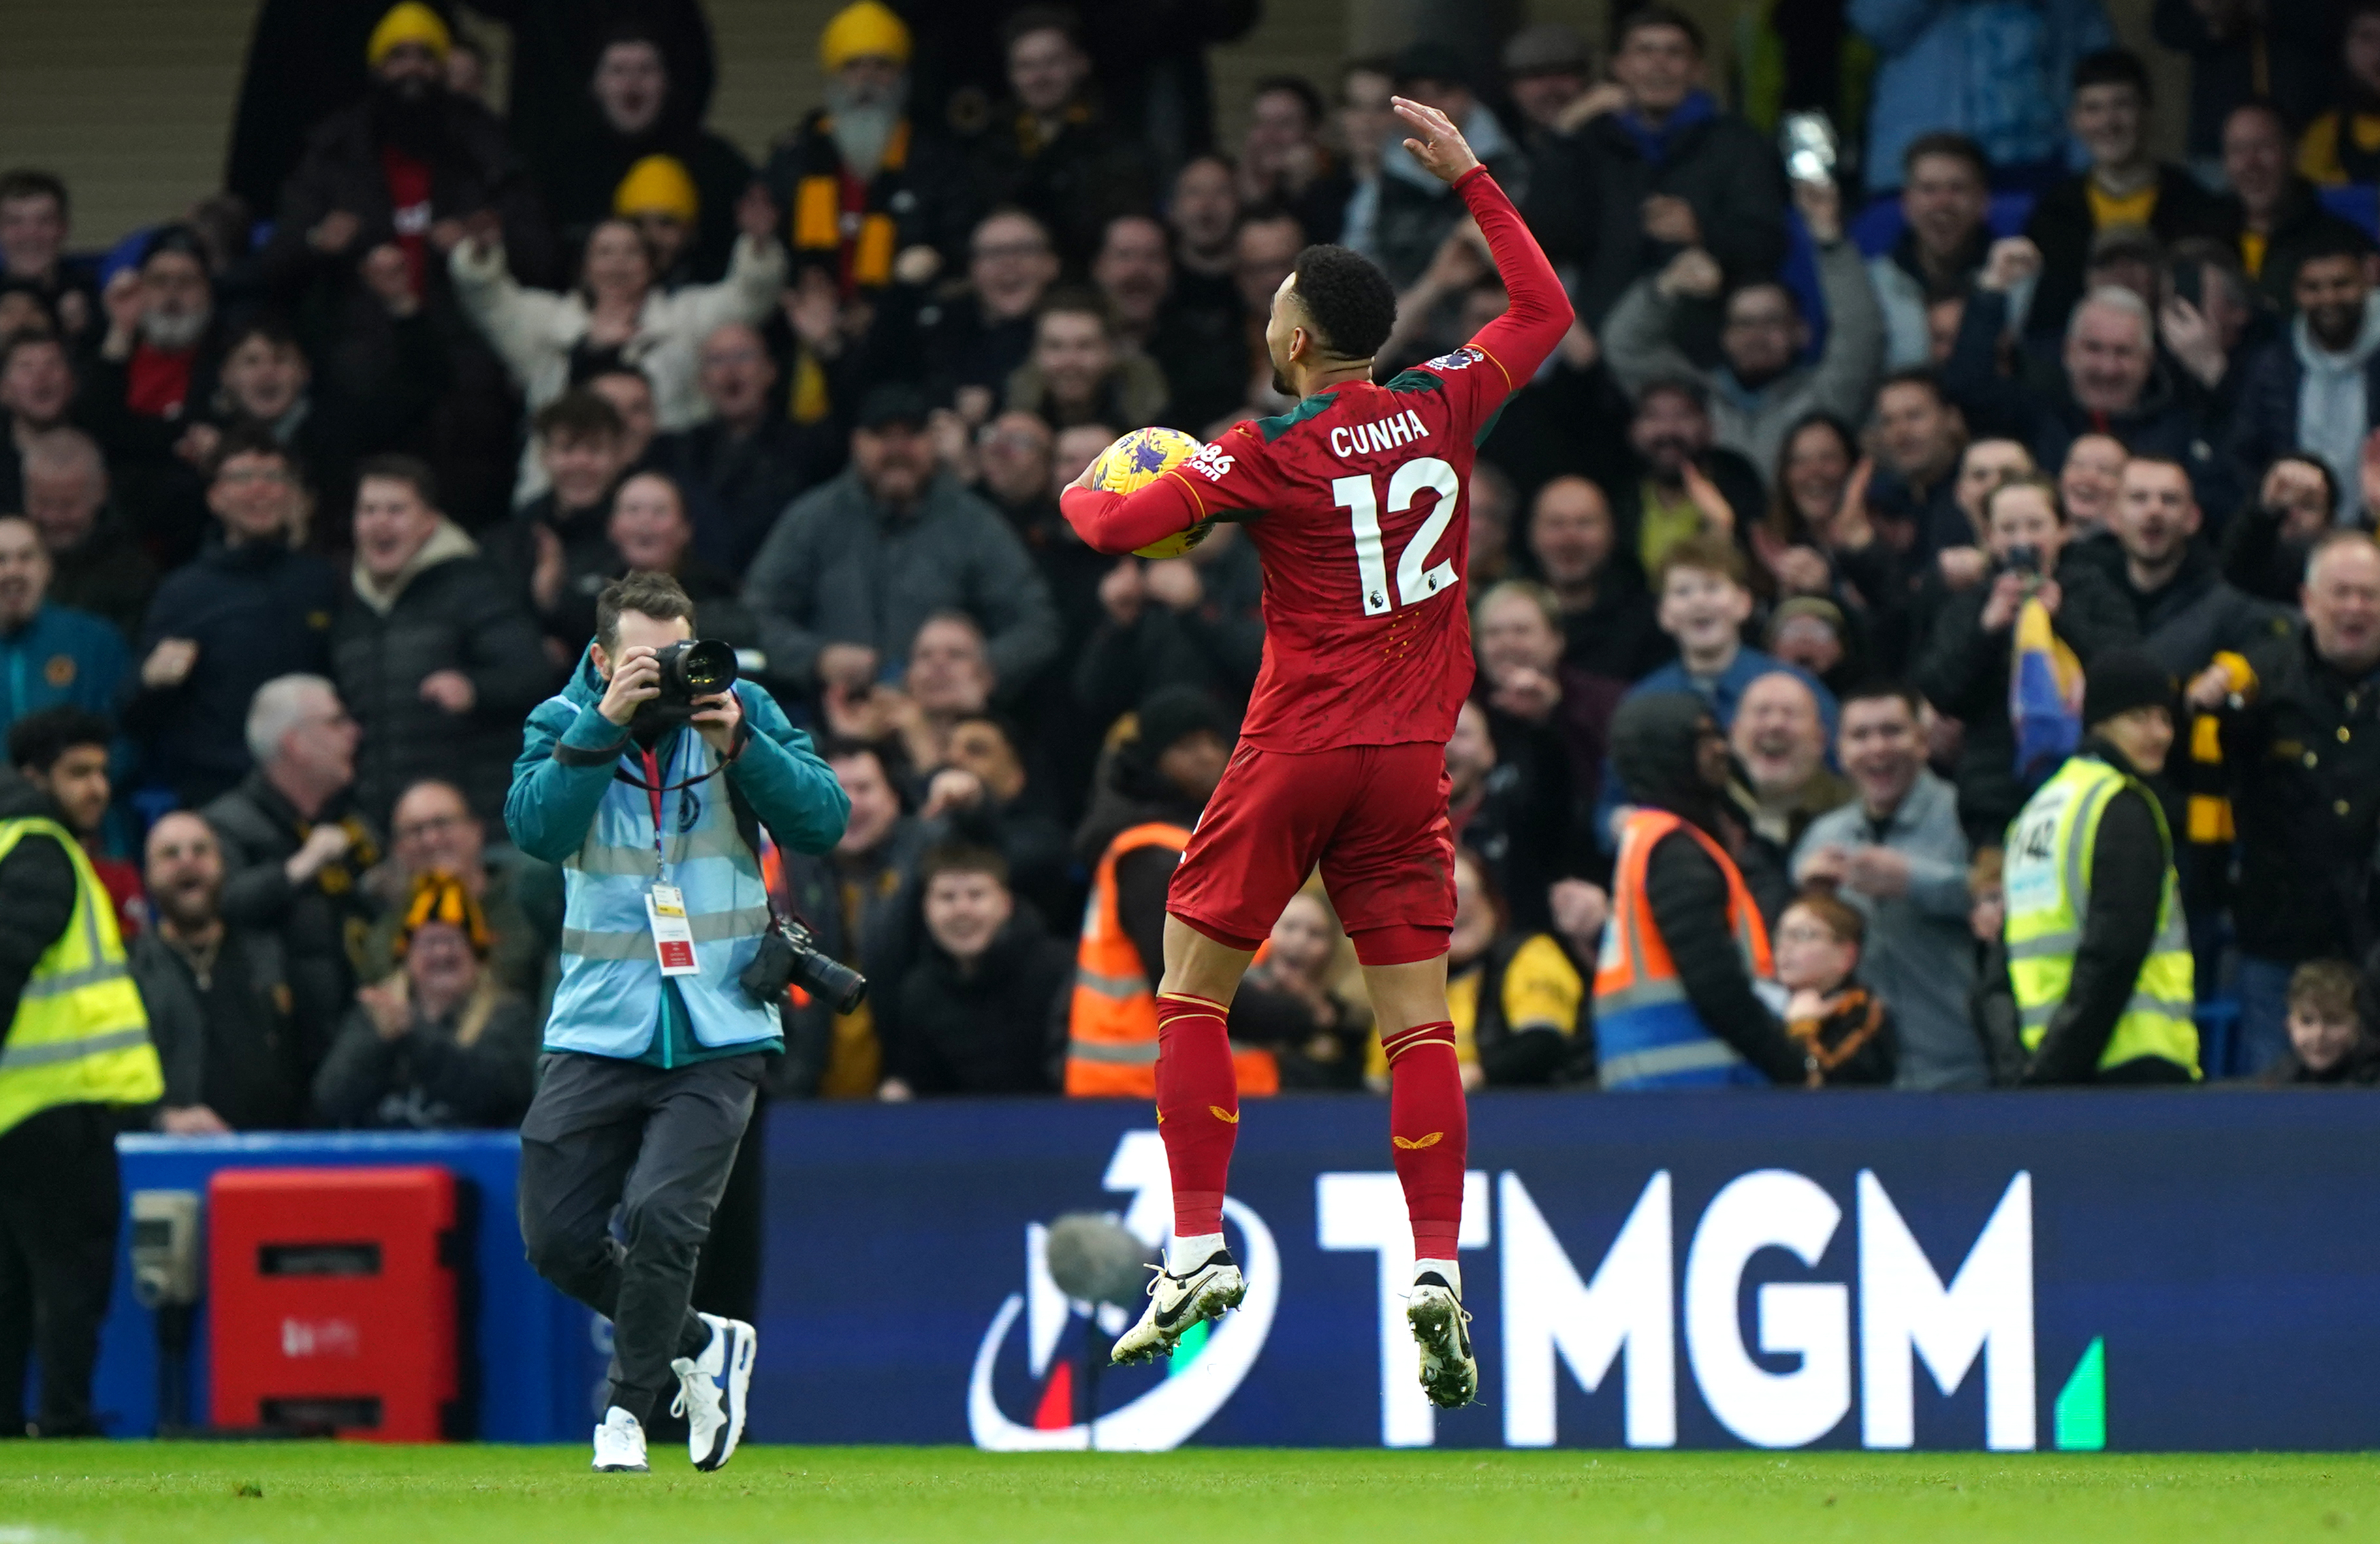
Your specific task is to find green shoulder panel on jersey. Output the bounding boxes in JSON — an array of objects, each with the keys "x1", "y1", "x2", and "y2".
[
  {"x1": 1384, "y1": 366, "x2": 1505, "y2": 447},
  {"x1": 1253, "y1": 392, "x2": 1340, "y2": 443}
]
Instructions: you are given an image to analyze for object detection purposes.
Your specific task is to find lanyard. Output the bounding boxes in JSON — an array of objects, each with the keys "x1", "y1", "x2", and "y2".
[{"x1": 639, "y1": 734, "x2": 681, "y2": 883}]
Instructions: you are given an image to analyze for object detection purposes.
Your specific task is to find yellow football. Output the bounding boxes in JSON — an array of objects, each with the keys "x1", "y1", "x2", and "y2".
[{"x1": 1088, "y1": 426, "x2": 1216, "y2": 558}]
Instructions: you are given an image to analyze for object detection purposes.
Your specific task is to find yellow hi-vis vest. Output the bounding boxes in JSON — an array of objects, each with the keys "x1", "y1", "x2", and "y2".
[
  {"x1": 2003, "y1": 755, "x2": 2200, "y2": 1078},
  {"x1": 0, "y1": 817, "x2": 161, "y2": 1137}
]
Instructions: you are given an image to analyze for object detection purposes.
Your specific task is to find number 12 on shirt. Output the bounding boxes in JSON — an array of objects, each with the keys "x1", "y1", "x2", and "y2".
[{"x1": 1333, "y1": 456, "x2": 1462, "y2": 616}]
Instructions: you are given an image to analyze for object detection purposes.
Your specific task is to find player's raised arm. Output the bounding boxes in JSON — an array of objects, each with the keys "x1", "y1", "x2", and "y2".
[{"x1": 1391, "y1": 96, "x2": 1573, "y2": 383}]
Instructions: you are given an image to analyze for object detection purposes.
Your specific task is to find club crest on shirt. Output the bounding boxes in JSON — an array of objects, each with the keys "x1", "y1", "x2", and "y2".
[{"x1": 1423, "y1": 345, "x2": 1484, "y2": 372}]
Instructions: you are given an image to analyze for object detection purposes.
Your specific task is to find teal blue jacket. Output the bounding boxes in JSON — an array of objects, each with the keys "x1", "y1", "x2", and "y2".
[{"x1": 506, "y1": 649, "x2": 849, "y2": 1063}]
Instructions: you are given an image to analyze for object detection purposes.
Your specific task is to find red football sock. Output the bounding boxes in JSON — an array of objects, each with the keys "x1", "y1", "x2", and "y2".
[
  {"x1": 1155, "y1": 993, "x2": 1239, "y2": 1238},
  {"x1": 1382, "y1": 1023, "x2": 1467, "y2": 1263}
]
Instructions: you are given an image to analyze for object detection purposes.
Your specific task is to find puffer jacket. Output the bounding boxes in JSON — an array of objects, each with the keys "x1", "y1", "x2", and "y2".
[{"x1": 332, "y1": 520, "x2": 554, "y2": 824}]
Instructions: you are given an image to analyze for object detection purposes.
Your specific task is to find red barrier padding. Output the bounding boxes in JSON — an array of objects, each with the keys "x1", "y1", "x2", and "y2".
[{"x1": 207, "y1": 1165, "x2": 460, "y2": 1442}]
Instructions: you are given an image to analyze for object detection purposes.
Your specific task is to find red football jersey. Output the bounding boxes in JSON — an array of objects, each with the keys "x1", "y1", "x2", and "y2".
[
  {"x1": 1060, "y1": 167, "x2": 1570, "y2": 753},
  {"x1": 1175, "y1": 356, "x2": 1512, "y2": 750}
]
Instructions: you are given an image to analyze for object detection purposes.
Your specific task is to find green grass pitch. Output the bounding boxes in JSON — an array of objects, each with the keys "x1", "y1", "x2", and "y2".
[{"x1": 1, "y1": 1443, "x2": 2374, "y2": 1542}]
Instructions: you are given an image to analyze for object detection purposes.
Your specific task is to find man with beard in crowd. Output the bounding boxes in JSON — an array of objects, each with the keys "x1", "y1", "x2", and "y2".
[
  {"x1": 765, "y1": 2, "x2": 976, "y2": 296},
  {"x1": 258, "y1": 3, "x2": 551, "y2": 529},
  {"x1": 86, "y1": 227, "x2": 224, "y2": 554},
  {"x1": 2231, "y1": 232, "x2": 2380, "y2": 523},
  {"x1": 133, "y1": 810, "x2": 317, "y2": 1134}
]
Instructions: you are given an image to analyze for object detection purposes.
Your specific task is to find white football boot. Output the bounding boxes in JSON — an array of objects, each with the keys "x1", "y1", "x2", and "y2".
[
  {"x1": 1111, "y1": 1247, "x2": 1245, "y2": 1365},
  {"x1": 1407, "y1": 1269, "x2": 1478, "y2": 1408}
]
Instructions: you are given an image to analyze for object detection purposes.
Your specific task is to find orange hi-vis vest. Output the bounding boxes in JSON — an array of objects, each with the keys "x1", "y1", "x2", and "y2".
[
  {"x1": 1593, "y1": 808, "x2": 1775, "y2": 1090},
  {"x1": 1065, "y1": 821, "x2": 1279, "y2": 1098}
]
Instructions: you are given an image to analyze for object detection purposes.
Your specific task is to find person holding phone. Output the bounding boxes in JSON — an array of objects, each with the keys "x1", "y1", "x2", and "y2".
[{"x1": 1912, "y1": 475, "x2": 2138, "y2": 847}]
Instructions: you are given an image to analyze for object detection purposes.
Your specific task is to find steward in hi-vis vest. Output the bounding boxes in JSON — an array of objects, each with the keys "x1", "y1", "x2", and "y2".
[
  {"x1": 2003, "y1": 649, "x2": 2200, "y2": 1084},
  {"x1": 1066, "y1": 819, "x2": 1278, "y2": 1097},
  {"x1": 0, "y1": 746, "x2": 163, "y2": 1438},
  {"x1": 1592, "y1": 693, "x2": 1811, "y2": 1090}
]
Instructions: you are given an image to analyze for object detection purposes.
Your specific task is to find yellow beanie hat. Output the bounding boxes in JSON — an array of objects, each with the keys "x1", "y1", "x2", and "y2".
[
  {"x1": 613, "y1": 155, "x2": 700, "y2": 223},
  {"x1": 820, "y1": 1, "x2": 912, "y2": 73},
  {"x1": 368, "y1": 2, "x2": 452, "y2": 67}
]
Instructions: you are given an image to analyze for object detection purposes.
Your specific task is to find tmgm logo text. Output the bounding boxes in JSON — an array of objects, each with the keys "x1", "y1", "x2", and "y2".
[{"x1": 1324, "y1": 1167, "x2": 2063, "y2": 1452}]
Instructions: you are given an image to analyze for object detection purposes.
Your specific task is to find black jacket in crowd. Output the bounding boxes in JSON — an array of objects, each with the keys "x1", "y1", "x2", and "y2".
[
  {"x1": 1525, "y1": 104, "x2": 1790, "y2": 328},
  {"x1": 129, "y1": 923, "x2": 319, "y2": 1130},
  {"x1": 2022, "y1": 741, "x2": 2194, "y2": 1086},
  {"x1": 312, "y1": 986, "x2": 539, "y2": 1129},
  {"x1": 332, "y1": 541, "x2": 554, "y2": 825},
  {"x1": 887, "y1": 909, "x2": 1071, "y2": 1095},
  {"x1": 970, "y1": 96, "x2": 1156, "y2": 272},
  {"x1": 2219, "y1": 625, "x2": 2380, "y2": 964},
  {"x1": 1912, "y1": 551, "x2": 2140, "y2": 843},
  {"x1": 1609, "y1": 692, "x2": 1806, "y2": 1084},
  {"x1": 122, "y1": 534, "x2": 341, "y2": 807},
  {"x1": 200, "y1": 772, "x2": 381, "y2": 1040},
  {"x1": 0, "y1": 780, "x2": 80, "y2": 1052}
]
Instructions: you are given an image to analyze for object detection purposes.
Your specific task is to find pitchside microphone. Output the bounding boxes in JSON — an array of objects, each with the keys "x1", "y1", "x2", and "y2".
[{"x1": 1045, "y1": 1214, "x2": 1152, "y2": 1309}]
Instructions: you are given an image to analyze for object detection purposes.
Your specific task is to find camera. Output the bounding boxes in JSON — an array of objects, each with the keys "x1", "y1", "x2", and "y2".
[
  {"x1": 635, "y1": 638, "x2": 739, "y2": 732},
  {"x1": 739, "y1": 914, "x2": 868, "y2": 1014},
  {"x1": 2005, "y1": 543, "x2": 2041, "y2": 577}
]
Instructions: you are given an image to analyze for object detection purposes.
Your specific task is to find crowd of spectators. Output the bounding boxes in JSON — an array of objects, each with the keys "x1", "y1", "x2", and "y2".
[{"x1": 12, "y1": 0, "x2": 2380, "y2": 1130}]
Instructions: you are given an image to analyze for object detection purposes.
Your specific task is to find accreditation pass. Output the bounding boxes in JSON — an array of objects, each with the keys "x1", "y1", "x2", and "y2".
[{"x1": 646, "y1": 883, "x2": 701, "y2": 975}]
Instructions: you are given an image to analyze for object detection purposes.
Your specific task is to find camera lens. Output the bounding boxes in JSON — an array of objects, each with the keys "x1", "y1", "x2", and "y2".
[{"x1": 677, "y1": 639, "x2": 737, "y2": 694}]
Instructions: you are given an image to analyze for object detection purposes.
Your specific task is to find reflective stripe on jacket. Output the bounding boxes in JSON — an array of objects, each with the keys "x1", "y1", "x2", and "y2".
[
  {"x1": 0, "y1": 816, "x2": 161, "y2": 1135},
  {"x1": 1064, "y1": 821, "x2": 1278, "y2": 1097},
  {"x1": 545, "y1": 727, "x2": 778, "y2": 1059},
  {"x1": 2003, "y1": 755, "x2": 2200, "y2": 1077},
  {"x1": 1593, "y1": 808, "x2": 1774, "y2": 1091}
]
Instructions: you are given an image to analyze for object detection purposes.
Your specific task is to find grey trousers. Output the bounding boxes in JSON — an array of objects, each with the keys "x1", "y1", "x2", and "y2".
[{"x1": 518, "y1": 1051, "x2": 763, "y2": 1425}]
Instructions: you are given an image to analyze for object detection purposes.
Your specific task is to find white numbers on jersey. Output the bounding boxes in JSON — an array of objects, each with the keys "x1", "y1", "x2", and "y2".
[{"x1": 1331, "y1": 456, "x2": 1461, "y2": 617}]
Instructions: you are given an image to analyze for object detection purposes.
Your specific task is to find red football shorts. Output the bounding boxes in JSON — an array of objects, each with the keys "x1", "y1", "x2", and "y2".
[{"x1": 1167, "y1": 740, "x2": 1455, "y2": 967}]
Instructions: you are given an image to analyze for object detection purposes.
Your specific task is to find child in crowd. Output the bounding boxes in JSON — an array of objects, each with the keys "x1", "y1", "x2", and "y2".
[
  {"x1": 1775, "y1": 889, "x2": 1897, "y2": 1086},
  {"x1": 2272, "y1": 959, "x2": 2380, "y2": 1086}
]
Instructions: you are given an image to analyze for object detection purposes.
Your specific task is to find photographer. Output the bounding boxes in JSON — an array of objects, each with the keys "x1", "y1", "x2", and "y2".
[{"x1": 505, "y1": 573, "x2": 848, "y2": 1475}]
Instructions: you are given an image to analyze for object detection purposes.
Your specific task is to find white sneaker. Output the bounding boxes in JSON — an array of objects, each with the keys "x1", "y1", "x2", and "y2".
[
  {"x1": 669, "y1": 1312, "x2": 755, "y2": 1472},
  {"x1": 592, "y1": 1405, "x2": 649, "y2": 1472},
  {"x1": 1408, "y1": 1271, "x2": 1478, "y2": 1409},
  {"x1": 1111, "y1": 1248, "x2": 1245, "y2": 1366}
]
